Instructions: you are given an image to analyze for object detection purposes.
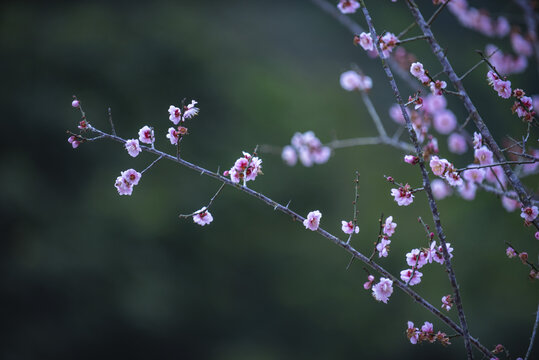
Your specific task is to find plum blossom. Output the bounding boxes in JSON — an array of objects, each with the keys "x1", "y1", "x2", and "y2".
[
  {"x1": 71, "y1": 99, "x2": 80, "y2": 108},
  {"x1": 358, "y1": 32, "x2": 374, "y2": 51},
  {"x1": 535, "y1": 231, "x2": 539, "y2": 240},
  {"x1": 372, "y1": 278, "x2": 394, "y2": 303},
  {"x1": 404, "y1": 155, "x2": 419, "y2": 165},
  {"x1": 462, "y1": 166, "x2": 485, "y2": 184},
  {"x1": 430, "y1": 80, "x2": 447, "y2": 96},
  {"x1": 475, "y1": 146, "x2": 493, "y2": 165},
  {"x1": 225, "y1": 151, "x2": 263, "y2": 185},
  {"x1": 458, "y1": 181, "x2": 477, "y2": 201},
  {"x1": 125, "y1": 139, "x2": 142, "y2": 157},
  {"x1": 340, "y1": 70, "x2": 373, "y2": 91},
  {"x1": 406, "y1": 249, "x2": 427, "y2": 269},
  {"x1": 284, "y1": 131, "x2": 331, "y2": 167},
  {"x1": 363, "y1": 275, "x2": 375, "y2": 290},
  {"x1": 431, "y1": 179, "x2": 451, "y2": 200},
  {"x1": 383, "y1": 216, "x2": 397, "y2": 237},
  {"x1": 407, "y1": 322, "x2": 420, "y2": 344},
  {"x1": 68, "y1": 136, "x2": 80, "y2": 149},
  {"x1": 429, "y1": 156, "x2": 450, "y2": 176},
  {"x1": 193, "y1": 207, "x2": 213, "y2": 226},
  {"x1": 303, "y1": 210, "x2": 322, "y2": 231},
  {"x1": 492, "y1": 79, "x2": 512, "y2": 99},
  {"x1": 138, "y1": 125, "x2": 155, "y2": 145},
  {"x1": 511, "y1": 32, "x2": 533, "y2": 57},
  {"x1": 166, "y1": 127, "x2": 180, "y2": 145},
  {"x1": 121, "y1": 169, "x2": 142, "y2": 186},
  {"x1": 441, "y1": 295, "x2": 453, "y2": 311},
  {"x1": 410, "y1": 62, "x2": 427, "y2": 82},
  {"x1": 379, "y1": 32, "x2": 398, "y2": 57},
  {"x1": 506, "y1": 247, "x2": 517, "y2": 258},
  {"x1": 400, "y1": 269, "x2": 422, "y2": 286},
  {"x1": 281, "y1": 145, "x2": 297, "y2": 166},
  {"x1": 389, "y1": 103, "x2": 407, "y2": 125},
  {"x1": 114, "y1": 176, "x2": 133, "y2": 196},
  {"x1": 448, "y1": 133, "x2": 467, "y2": 154},
  {"x1": 431, "y1": 242, "x2": 454, "y2": 264},
  {"x1": 433, "y1": 109, "x2": 457, "y2": 134},
  {"x1": 337, "y1": 0, "x2": 360, "y2": 14},
  {"x1": 183, "y1": 100, "x2": 199, "y2": 119},
  {"x1": 473, "y1": 132, "x2": 482, "y2": 149},
  {"x1": 520, "y1": 206, "x2": 538, "y2": 222},
  {"x1": 421, "y1": 321, "x2": 434, "y2": 334},
  {"x1": 376, "y1": 237, "x2": 391, "y2": 258},
  {"x1": 341, "y1": 220, "x2": 359, "y2": 235},
  {"x1": 168, "y1": 105, "x2": 182, "y2": 125},
  {"x1": 502, "y1": 192, "x2": 520, "y2": 212},
  {"x1": 423, "y1": 94, "x2": 447, "y2": 115},
  {"x1": 391, "y1": 184, "x2": 414, "y2": 206}
]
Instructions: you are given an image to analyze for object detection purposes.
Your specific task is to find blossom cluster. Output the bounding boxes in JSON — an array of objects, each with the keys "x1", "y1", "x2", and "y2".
[
  {"x1": 406, "y1": 321, "x2": 451, "y2": 346},
  {"x1": 375, "y1": 216, "x2": 397, "y2": 258},
  {"x1": 409, "y1": 62, "x2": 447, "y2": 96},
  {"x1": 401, "y1": 241, "x2": 454, "y2": 286},
  {"x1": 355, "y1": 31, "x2": 399, "y2": 58},
  {"x1": 485, "y1": 44, "x2": 528, "y2": 76},
  {"x1": 487, "y1": 70, "x2": 535, "y2": 122},
  {"x1": 114, "y1": 169, "x2": 142, "y2": 196},
  {"x1": 446, "y1": 0, "x2": 510, "y2": 38},
  {"x1": 281, "y1": 131, "x2": 331, "y2": 167},
  {"x1": 390, "y1": 184, "x2": 414, "y2": 206},
  {"x1": 224, "y1": 152, "x2": 263, "y2": 185},
  {"x1": 340, "y1": 70, "x2": 373, "y2": 92}
]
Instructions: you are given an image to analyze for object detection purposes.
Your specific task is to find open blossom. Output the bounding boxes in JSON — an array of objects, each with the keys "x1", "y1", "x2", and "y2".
[
  {"x1": 423, "y1": 94, "x2": 447, "y2": 115},
  {"x1": 341, "y1": 220, "x2": 359, "y2": 235},
  {"x1": 444, "y1": 166, "x2": 463, "y2": 187},
  {"x1": 520, "y1": 206, "x2": 538, "y2": 222},
  {"x1": 502, "y1": 192, "x2": 520, "y2": 212},
  {"x1": 535, "y1": 232, "x2": 539, "y2": 240},
  {"x1": 410, "y1": 62, "x2": 425, "y2": 79},
  {"x1": 281, "y1": 145, "x2": 297, "y2": 166},
  {"x1": 286, "y1": 131, "x2": 331, "y2": 167},
  {"x1": 376, "y1": 237, "x2": 391, "y2": 258},
  {"x1": 193, "y1": 207, "x2": 213, "y2": 226},
  {"x1": 379, "y1": 32, "x2": 398, "y2": 57},
  {"x1": 400, "y1": 269, "x2": 422, "y2": 286},
  {"x1": 473, "y1": 132, "x2": 482, "y2": 149},
  {"x1": 475, "y1": 146, "x2": 493, "y2": 165},
  {"x1": 183, "y1": 100, "x2": 199, "y2": 119},
  {"x1": 421, "y1": 321, "x2": 434, "y2": 334},
  {"x1": 125, "y1": 139, "x2": 142, "y2": 157},
  {"x1": 372, "y1": 278, "x2": 393, "y2": 304},
  {"x1": 511, "y1": 32, "x2": 533, "y2": 57},
  {"x1": 462, "y1": 166, "x2": 485, "y2": 184},
  {"x1": 431, "y1": 179, "x2": 451, "y2": 200},
  {"x1": 407, "y1": 322, "x2": 420, "y2": 344},
  {"x1": 448, "y1": 133, "x2": 467, "y2": 154},
  {"x1": 168, "y1": 105, "x2": 182, "y2": 125},
  {"x1": 429, "y1": 156, "x2": 450, "y2": 176},
  {"x1": 383, "y1": 216, "x2": 397, "y2": 237},
  {"x1": 391, "y1": 184, "x2": 414, "y2": 206},
  {"x1": 363, "y1": 275, "x2": 375, "y2": 290},
  {"x1": 358, "y1": 32, "x2": 374, "y2": 51},
  {"x1": 430, "y1": 80, "x2": 447, "y2": 96},
  {"x1": 138, "y1": 125, "x2": 155, "y2": 145},
  {"x1": 114, "y1": 176, "x2": 133, "y2": 196},
  {"x1": 166, "y1": 127, "x2": 180, "y2": 145},
  {"x1": 441, "y1": 295, "x2": 453, "y2": 311},
  {"x1": 121, "y1": 169, "x2": 141, "y2": 186},
  {"x1": 67, "y1": 136, "x2": 80, "y2": 149},
  {"x1": 303, "y1": 210, "x2": 322, "y2": 231},
  {"x1": 492, "y1": 78, "x2": 512, "y2": 99},
  {"x1": 406, "y1": 249, "x2": 427, "y2": 269},
  {"x1": 340, "y1": 70, "x2": 372, "y2": 91},
  {"x1": 458, "y1": 181, "x2": 476, "y2": 200},
  {"x1": 225, "y1": 151, "x2": 263, "y2": 184},
  {"x1": 433, "y1": 109, "x2": 457, "y2": 134},
  {"x1": 337, "y1": 0, "x2": 360, "y2": 14},
  {"x1": 432, "y1": 242, "x2": 454, "y2": 264}
]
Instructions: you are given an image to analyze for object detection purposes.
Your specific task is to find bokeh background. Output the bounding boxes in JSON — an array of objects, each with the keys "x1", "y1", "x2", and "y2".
[{"x1": 2, "y1": 0, "x2": 538, "y2": 359}]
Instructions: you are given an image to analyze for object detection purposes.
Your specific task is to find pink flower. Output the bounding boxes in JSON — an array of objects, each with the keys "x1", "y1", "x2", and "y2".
[
  {"x1": 121, "y1": 169, "x2": 141, "y2": 186},
  {"x1": 303, "y1": 210, "x2": 322, "y2": 231},
  {"x1": 492, "y1": 79, "x2": 512, "y2": 99},
  {"x1": 404, "y1": 155, "x2": 419, "y2": 165},
  {"x1": 458, "y1": 181, "x2": 477, "y2": 201},
  {"x1": 138, "y1": 125, "x2": 155, "y2": 145},
  {"x1": 68, "y1": 136, "x2": 80, "y2": 149},
  {"x1": 444, "y1": 167, "x2": 463, "y2": 187},
  {"x1": 193, "y1": 207, "x2": 213, "y2": 226},
  {"x1": 400, "y1": 269, "x2": 423, "y2": 286},
  {"x1": 430, "y1": 80, "x2": 447, "y2": 96},
  {"x1": 391, "y1": 184, "x2": 414, "y2": 206},
  {"x1": 183, "y1": 100, "x2": 199, "y2": 119},
  {"x1": 502, "y1": 192, "x2": 520, "y2": 212},
  {"x1": 168, "y1": 105, "x2": 182, "y2": 125},
  {"x1": 407, "y1": 321, "x2": 420, "y2": 344},
  {"x1": 421, "y1": 321, "x2": 434, "y2": 334},
  {"x1": 363, "y1": 275, "x2": 375, "y2": 290},
  {"x1": 429, "y1": 156, "x2": 449, "y2": 176},
  {"x1": 281, "y1": 145, "x2": 297, "y2": 166},
  {"x1": 432, "y1": 242, "x2": 454, "y2": 264},
  {"x1": 383, "y1": 216, "x2": 397, "y2": 237},
  {"x1": 71, "y1": 99, "x2": 80, "y2": 108},
  {"x1": 520, "y1": 206, "x2": 539, "y2": 222},
  {"x1": 473, "y1": 132, "x2": 482, "y2": 149},
  {"x1": 485, "y1": 166, "x2": 506, "y2": 187},
  {"x1": 341, "y1": 220, "x2": 359, "y2": 235},
  {"x1": 125, "y1": 139, "x2": 142, "y2": 157},
  {"x1": 433, "y1": 109, "x2": 457, "y2": 134},
  {"x1": 337, "y1": 0, "x2": 360, "y2": 14},
  {"x1": 442, "y1": 295, "x2": 453, "y2": 311},
  {"x1": 486, "y1": 70, "x2": 499, "y2": 85},
  {"x1": 78, "y1": 120, "x2": 88, "y2": 130},
  {"x1": 372, "y1": 278, "x2": 394, "y2": 303},
  {"x1": 423, "y1": 94, "x2": 447, "y2": 114},
  {"x1": 410, "y1": 62, "x2": 426, "y2": 79},
  {"x1": 166, "y1": 127, "x2": 180, "y2": 145},
  {"x1": 535, "y1": 232, "x2": 539, "y2": 240},
  {"x1": 226, "y1": 152, "x2": 263, "y2": 184},
  {"x1": 448, "y1": 133, "x2": 467, "y2": 154},
  {"x1": 379, "y1": 32, "x2": 398, "y2": 57},
  {"x1": 431, "y1": 179, "x2": 451, "y2": 200},
  {"x1": 339, "y1": 71, "x2": 372, "y2": 91},
  {"x1": 114, "y1": 176, "x2": 133, "y2": 196},
  {"x1": 389, "y1": 103, "x2": 407, "y2": 124},
  {"x1": 511, "y1": 32, "x2": 533, "y2": 57},
  {"x1": 406, "y1": 249, "x2": 427, "y2": 269},
  {"x1": 358, "y1": 32, "x2": 374, "y2": 51},
  {"x1": 462, "y1": 166, "x2": 485, "y2": 184},
  {"x1": 474, "y1": 146, "x2": 493, "y2": 165},
  {"x1": 376, "y1": 237, "x2": 391, "y2": 258}
]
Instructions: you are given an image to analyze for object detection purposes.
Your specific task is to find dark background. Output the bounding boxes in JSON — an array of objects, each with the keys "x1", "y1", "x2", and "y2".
[{"x1": 2, "y1": 0, "x2": 538, "y2": 359}]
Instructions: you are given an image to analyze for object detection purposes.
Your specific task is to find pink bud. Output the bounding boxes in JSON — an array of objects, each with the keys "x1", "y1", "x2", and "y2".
[
  {"x1": 519, "y1": 252, "x2": 528, "y2": 264},
  {"x1": 72, "y1": 99, "x2": 80, "y2": 108},
  {"x1": 387, "y1": 176, "x2": 394, "y2": 182},
  {"x1": 535, "y1": 231, "x2": 539, "y2": 240}
]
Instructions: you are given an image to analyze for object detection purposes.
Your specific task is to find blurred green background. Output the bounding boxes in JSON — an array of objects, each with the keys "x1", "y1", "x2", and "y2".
[{"x1": 2, "y1": 0, "x2": 538, "y2": 359}]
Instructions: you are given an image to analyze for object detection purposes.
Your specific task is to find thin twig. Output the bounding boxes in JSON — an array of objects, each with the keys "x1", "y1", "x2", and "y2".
[
  {"x1": 525, "y1": 303, "x2": 539, "y2": 360},
  {"x1": 179, "y1": 182, "x2": 226, "y2": 218},
  {"x1": 427, "y1": 0, "x2": 451, "y2": 26},
  {"x1": 141, "y1": 155, "x2": 164, "y2": 174},
  {"x1": 456, "y1": 160, "x2": 537, "y2": 173},
  {"x1": 108, "y1": 107, "x2": 116, "y2": 136}
]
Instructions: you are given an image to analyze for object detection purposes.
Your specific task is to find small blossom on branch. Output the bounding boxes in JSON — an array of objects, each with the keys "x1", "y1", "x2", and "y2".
[
  {"x1": 474, "y1": 146, "x2": 494, "y2": 165},
  {"x1": 114, "y1": 176, "x2": 133, "y2": 196},
  {"x1": 406, "y1": 249, "x2": 427, "y2": 269},
  {"x1": 448, "y1": 133, "x2": 467, "y2": 155},
  {"x1": 520, "y1": 206, "x2": 538, "y2": 222},
  {"x1": 400, "y1": 268, "x2": 423, "y2": 286},
  {"x1": 506, "y1": 247, "x2": 517, "y2": 258},
  {"x1": 168, "y1": 105, "x2": 182, "y2": 125},
  {"x1": 193, "y1": 207, "x2": 213, "y2": 226},
  {"x1": 224, "y1": 151, "x2": 263, "y2": 185},
  {"x1": 337, "y1": 0, "x2": 360, "y2": 14},
  {"x1": 473, "y1": 132, "x2": 482, "y2": 149},
  {"x1": 383, "y1": 216, "x2": 397, "y2": 236},
  {"x1": 431, "y1": 179, "x2": 451, "y2": 200},
  {"x1": 341, "y1": 220, "x2": 359, "y2": 234},
  {"x1": 125, "y1": 139, "x2": 142, "y2": 157},
  {"x1": 391, "y1": 184, "x2": 414, "y2": 206},
  {"x1": 442, "y1": 295, "x2": 453, "y2": 311},
  {"x1": 283, "y1": 131, "x2": 331, "y2": 167},
  {"x1": 71, "y1": 99, "x2": 80, "y2": 108},
  {"x1": 404, "y1": 155, "x2": 419, "y2": 165},
  {"x1": 363, "y1": 274, "x2": 375, "y2": 290},
  {"x1": 138, "y1": 125, "x2": 155, "y2": 145},
  {"x1": 121, "y1": 169, "x2": 142, "y2": 186},
  {"x1": 67, "y1": 135, "x2": 80, "y2": 149},
  {"x1": 166, "y1": 127, "x2": 180, "y2": 145},
  {"x1": 303, "y1": 210, "x2": 322, "y2": 231},
  {"x1": 372, "y1": 277, "x2": 393, "y2": 303},
  {"x1": 340, "y1": 70, "x2": 373, "y2": 91},
  {"x1": 183, "y1": 100, "x2": 199, "y2": 120},
  {"x1": 430, "y1": 80, "x2": 447, "y2": 96},
  {"x1": 376, "y1": 237, "x2": 391, "y2": 258},
  {"x1": 357, "y1": 32, "x2": 374, "y2": 51}
]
